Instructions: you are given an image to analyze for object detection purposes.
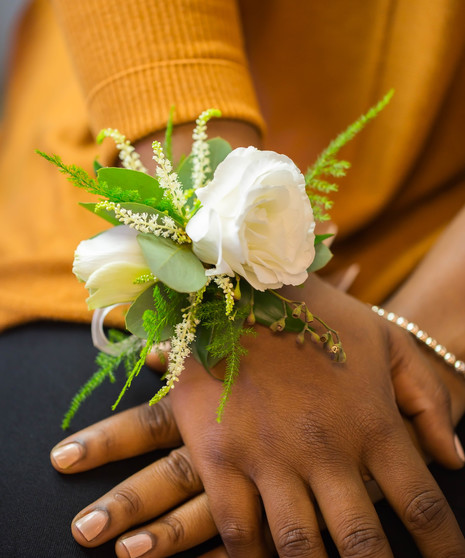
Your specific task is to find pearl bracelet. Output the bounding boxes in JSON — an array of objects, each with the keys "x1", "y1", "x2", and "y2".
[{"x1": 371, "y1": 306, "x2": 465, "y2": 378}]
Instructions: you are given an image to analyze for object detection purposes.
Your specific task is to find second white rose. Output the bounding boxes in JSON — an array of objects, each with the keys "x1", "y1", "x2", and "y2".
[{"x1": 186, "y1": 146, "x2": 315, "y2": 291}]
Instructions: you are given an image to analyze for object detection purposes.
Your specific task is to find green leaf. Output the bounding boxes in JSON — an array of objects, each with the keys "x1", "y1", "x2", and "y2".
[
  {"x1": 177, "y1": 138, "x2": 232, "y2": 192},
  {"x1": 164, "y1": 106, "x2": 175, "y2": 163},
  {"x1": 97, "y1": 167, "x2": 164, "y2": 202},
  {"x1": 79, "y1": 202, "x2": 121, "y2": 225},
  {"x1": 308, "y1": 242, "x2": 333, "y2": 272},
  {"x1": 126, "y1": 285, "x2": 183, "y2": 339},
  {"x1": 206, "y1": 137, "x2": 232, "y2": 173},
  {"x1": 314, "y1": 233, "x2": 334, "y2": 245},
  {"x1": 191, "y1": 324, "x2": 222, "y2": 372},
  {"x1": 93, "y1": 158, "x2": 103, "y2": 175},
  {"x1": 137, "y1": 234, "x2": 208, "y2": 293},
  {"x1": 253, "y1": 290, "x2": 304, "y2": 332}
]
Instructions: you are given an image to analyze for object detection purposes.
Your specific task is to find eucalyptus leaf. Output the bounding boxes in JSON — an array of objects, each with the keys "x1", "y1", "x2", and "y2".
[
  {"x1": 253, "y1": 290, "x2": 304, "y2": 333},
  {"x1": 191, "y1": 324, "x2": 222, "y2": 372},
  {"x1": 137, "y1": 234, "x2": 207, "y2": 293},
  {"x1": 177, "y1": 137, "x2": 232, "y2": 192},
  {"x1": 308, "y1": 242, "x2": 333, "y2": 273},
  {"x1": 97, "y1": 167, "x2": 164, "y2": 202},
  {"x1": 314, "y1": 233, "x2": 334, "y2": 245},
  {"x1": 79, "y1": 202, "x2": 121, "y2": 226},
  {"x1": 125, "y1": 285, "x2": 183, "y2": 340},
  {"x1": 93, "y1": 158, "x2": 103, "y2": 175}
]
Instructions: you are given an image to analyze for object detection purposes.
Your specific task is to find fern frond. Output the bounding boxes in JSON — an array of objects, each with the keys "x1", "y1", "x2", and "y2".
[
  {"x1": 36, "y1": 150, "x2": 144, "y2": 203},
  {"x1": 305, "y1": 89, "x2": 394, "y2": 221},
  {"x1": 306, "y1": 90, "x2": 393, "y2": 184},
  {"x1": 164, "y1": 106, "x2": 175, "y2": 164},
  {"x1": 196, "y1": 296, "x2": 254, "y2": 421},
  {"x1": 61, "y1": 351, "x2": 121, "y2": 430}
]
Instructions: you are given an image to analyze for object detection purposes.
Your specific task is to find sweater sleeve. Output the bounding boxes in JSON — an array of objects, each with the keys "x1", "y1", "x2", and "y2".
[{"x1": 51, "y1": 0, "x2": 265, "y2": 140}]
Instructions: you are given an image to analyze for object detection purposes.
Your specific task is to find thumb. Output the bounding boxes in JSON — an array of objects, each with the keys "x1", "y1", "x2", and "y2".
[{"x1": 389, "y1": 327, "x2": 465, "y2": 470}]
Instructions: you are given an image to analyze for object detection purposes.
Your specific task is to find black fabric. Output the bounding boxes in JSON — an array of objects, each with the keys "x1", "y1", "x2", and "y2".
[{"x1": 1, "y1": 322, "x2": 464, "y2": 557}]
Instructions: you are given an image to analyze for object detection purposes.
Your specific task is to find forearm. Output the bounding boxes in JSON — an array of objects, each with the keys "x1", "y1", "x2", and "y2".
[
  {"x1": 134, "y1": 119, "x2": 262, "y2": 171},
  {"x1": 386, "y1": 205, "x2": 465, "y2": 420}
]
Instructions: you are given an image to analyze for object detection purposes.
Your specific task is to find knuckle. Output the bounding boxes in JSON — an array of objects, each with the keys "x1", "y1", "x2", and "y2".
[
  {"x1": 275, "y1": 524, "x2": 315, "y2": 557},
  {"x1": 113, "y1": 485, "x2": 143, "y2": 515},
  {"x1": 298, "y1": 410, "x2": 337, "y2": 458},
  {"x1": 95, "y1": 425, "x2": 116, "y2": 453},
  {"x1": 162, "y1": 448, "x2": 202, "y2": 493},
  {"x1": 160, "y1": 514, "x2": 185, "y2": 544},
  {"x1": 137, "y1": 400, "x2": 176, "y2": 446},
  {"x1": 436, "y1": 383, "x2": 452, "y2": 410},
  {"x1": 361, "y1": 411, "x2": 397, "y2": 442},
  {"x1": 220, "y1": 520, "x2": 257, "y2": 549},
  {"x1": 337, "y1": 520, "x2": 386, "y2": 557},
  {"x1": 359, "y1": 414, "x2": 398, "y2": 459},
  {"x1": 404, "y1": 489, "x2": 450, "y2": 532}
]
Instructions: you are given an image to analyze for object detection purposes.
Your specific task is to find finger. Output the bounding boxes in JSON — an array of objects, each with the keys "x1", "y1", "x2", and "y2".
[
  {"x1": 115, "y1": 493, "x2": 217, "y2": 558},
  {"x1": 204, "y1": 472, "x2": 270, "y2": 558},
  {"x1": 51, "y1": 398, "x2": 181, "y2": 473},
  {"x1": 260, "y1": 474, "x2": 328, "y2": 558},
  {"x1": 71, "y1": 446, "x2": 203, "y2": 547},
  {"x1": 370, "y1": 432, "x2": 465, "y2": 557},
  {"x1": 389, "y1": 327, "x2": 465, "y2": 469},
  {"x1": 310, "y1": 465, "x2": 393, "y2": 557}
]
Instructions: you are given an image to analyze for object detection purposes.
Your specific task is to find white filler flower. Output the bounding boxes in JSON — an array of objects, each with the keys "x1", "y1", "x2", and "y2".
[
  {"x1": 73, "y1": 226, "x2": 154, "y2": 309},
  {"x1": 186, "y1": 146, "x2": 315, "y2": 291}
]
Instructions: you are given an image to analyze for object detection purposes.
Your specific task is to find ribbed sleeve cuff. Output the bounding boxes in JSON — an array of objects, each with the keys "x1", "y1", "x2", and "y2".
[
  {"x1": 52, "y1": 0, "x2": 265, "y2": 140},
  {"x1": 86, "y1": 58, "x2": 265, "y2": 139}
]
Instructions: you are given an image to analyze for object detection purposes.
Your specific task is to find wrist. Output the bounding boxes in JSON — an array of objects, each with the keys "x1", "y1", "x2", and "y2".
[
  {"x1": 378, "y1": 301, "x2": 465, "y2": 423},
  {"x1": 134, "y1": 119, "x2": 262, "y2": 173}
]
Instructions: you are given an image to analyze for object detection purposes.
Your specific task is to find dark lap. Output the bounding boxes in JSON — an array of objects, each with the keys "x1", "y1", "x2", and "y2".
[{"x1": 1, "y1": 322, "x2": 464, "y2": 557}]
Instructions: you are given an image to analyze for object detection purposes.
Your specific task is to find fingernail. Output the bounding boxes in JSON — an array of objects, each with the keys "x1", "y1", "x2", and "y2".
[
  {"x1": 121, "y1": 533, "x2": 153, "y2": 557},
  {"x1": 454, "y1": 434, "x2": 465, "y2": 463},
  {"x1": 74, "y1": 509, "x2": 109, "y2": 541},
  {"x1": 51, "y1": 442, "x2": 83, "y2": 469}
]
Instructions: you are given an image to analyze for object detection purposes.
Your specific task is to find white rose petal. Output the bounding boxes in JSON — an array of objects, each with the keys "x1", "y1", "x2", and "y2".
[
  {"x1": 186, "y1": 147, "x2": 315, "y2": 291},
  {"x1": 73, "y1": 225, "x2": 154, "y2": 309}
]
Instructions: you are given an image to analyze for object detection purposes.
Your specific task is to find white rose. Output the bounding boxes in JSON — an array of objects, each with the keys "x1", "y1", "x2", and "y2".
[
  {"x1": 73, "y1": 225, "x2": 154, "y2": 309},
  {"x1": 186, "y1": 146, "x2": 315, "y2": 291}
]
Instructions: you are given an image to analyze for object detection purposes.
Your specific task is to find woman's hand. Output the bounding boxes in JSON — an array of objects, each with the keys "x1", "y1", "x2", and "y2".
[
  {"x1": 51, "y1": 398, "x2": 228, "y2": 557},
  {"x1": 167, "y1": 275, "x2": 465, "y2": 558},
  {"x1": 50, "y1": 313, "x2": 465, "y2": 558}
]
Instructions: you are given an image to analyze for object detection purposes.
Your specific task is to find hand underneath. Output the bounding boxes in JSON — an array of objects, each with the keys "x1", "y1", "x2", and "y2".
[
  {"x1": 167, "y1": 275, "x2": 465, "y2": 558},
  {"x1": 51, "y1": 398, "x2": 226, "y2": 557}
]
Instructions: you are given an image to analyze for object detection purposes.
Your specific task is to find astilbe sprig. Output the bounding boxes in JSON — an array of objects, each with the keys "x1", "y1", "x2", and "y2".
[
  {"x1": 97, "y1": 128, "x2": 148, "y2": 173},
  {"x1": 152, "y1": 141, "x2": 189, "y2": 219},
  {"x1": 191, "y1": 108, "x2": 222, "y2": 191},
  {"x1": 96, "y1": 201, "x2": 190, "y2": 244},
  {"x1": 213, "y1": 275, "x2": 236, "y2": 316},
  {"x1": 150, "y1": 290, "x2": 204, "y2": 404},
  {"x1": 112, "y1": 284, "x2": 185, "y2": 410}
]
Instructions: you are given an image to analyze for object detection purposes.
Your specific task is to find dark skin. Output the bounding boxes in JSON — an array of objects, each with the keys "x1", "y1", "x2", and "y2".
[
  {"x1": 51, "y1": 318, "x2": 465, "y2": 557},
  {"x1": 51, "y1": 124, "x2": 465, "y2": 557},
  {"x1": 167, "y1": 276, "x2": 464, "y2": 558}
]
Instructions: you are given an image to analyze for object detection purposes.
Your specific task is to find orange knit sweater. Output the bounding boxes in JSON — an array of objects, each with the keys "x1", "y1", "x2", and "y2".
[{"x1": 0, "y1": 0, "x2": 464, "y2": 330}]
